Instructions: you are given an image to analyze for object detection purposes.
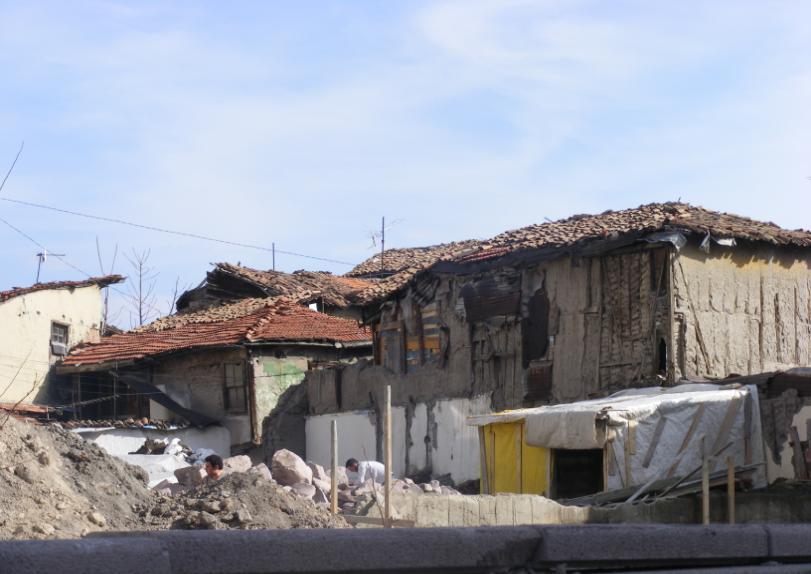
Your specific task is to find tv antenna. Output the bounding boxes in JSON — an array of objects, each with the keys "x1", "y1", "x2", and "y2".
[{"x1": 35, "y1": 250, "x2": 65, "y2": 283}]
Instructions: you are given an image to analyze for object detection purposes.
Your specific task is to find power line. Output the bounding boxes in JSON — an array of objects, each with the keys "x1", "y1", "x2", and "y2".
[
  {"x1": 0, "y1": 142, "x2": 24, "y2": 195},
  {"x1": 0, "y1": 196, "x2": 356, "y2": 267}
]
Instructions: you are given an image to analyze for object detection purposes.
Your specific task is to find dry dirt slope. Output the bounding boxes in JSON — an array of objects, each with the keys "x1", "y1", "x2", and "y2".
[
  {"x1": 0, "y1": 414, "x2": 151, "y2": 539},
  {"x1": 0, "y1": 415, "x2": 347, "y2": 539}
]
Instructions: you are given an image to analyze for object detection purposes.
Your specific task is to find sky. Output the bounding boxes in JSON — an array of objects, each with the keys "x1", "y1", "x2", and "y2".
[{"x1": 1, "y1": 0, "x2": 810, "y2": 327}]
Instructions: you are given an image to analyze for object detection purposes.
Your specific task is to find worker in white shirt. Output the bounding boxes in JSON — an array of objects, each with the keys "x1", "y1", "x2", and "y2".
[{"x1": 345, "y1": 457, "x2": 387, "y2": 485}]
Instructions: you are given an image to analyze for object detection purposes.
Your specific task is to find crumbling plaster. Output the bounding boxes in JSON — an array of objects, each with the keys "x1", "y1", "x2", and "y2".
[{"x1": 673, "y1": 243, "x2": 811, "y2": 380}]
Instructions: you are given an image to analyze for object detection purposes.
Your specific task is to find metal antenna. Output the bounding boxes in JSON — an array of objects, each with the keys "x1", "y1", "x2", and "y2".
[
  {"x1": 380, "y1": 216, "x2": 385, "y2": 276},
  {"x1": 35, "y1": 250, "x2": 65, "y2": 283}
]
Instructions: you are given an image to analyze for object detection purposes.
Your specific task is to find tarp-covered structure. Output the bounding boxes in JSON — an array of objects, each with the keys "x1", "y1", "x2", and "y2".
[{"x1": 469, "y1": 384, "x2": 767, "y2": 496}]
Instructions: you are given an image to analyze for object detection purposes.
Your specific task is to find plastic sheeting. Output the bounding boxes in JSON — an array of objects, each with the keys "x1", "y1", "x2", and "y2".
[{"x1": 469, "y1": 384, "x2": 767, "y2": 491}]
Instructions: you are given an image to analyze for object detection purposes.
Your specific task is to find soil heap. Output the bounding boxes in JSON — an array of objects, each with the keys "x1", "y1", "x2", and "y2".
[
  {"x1": 139, "y1": 471, "x2": 348, "y2": 530},
  {"x1": 0, "y1": 414, "x2": 152, "y2": 539}
]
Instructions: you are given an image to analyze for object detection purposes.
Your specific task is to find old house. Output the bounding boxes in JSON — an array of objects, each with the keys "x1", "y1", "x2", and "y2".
[
  {"x1": 57, "y1": 297, "x2": 371, "y2": 454},
  {"x1": 0, "y1": 275, "x2": 123, "y2": 408},
  {"x1": 301, "y1": 203, "x2": 811, "y2": 485},
  {"x1": 176, "y1": 263, "x2": 375, "y2": 320}
]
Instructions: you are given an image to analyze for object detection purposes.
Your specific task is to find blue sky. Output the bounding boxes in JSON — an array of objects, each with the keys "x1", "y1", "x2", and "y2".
[{"x1": 1, "y1": 1, "x2": 810, "y2": 327}]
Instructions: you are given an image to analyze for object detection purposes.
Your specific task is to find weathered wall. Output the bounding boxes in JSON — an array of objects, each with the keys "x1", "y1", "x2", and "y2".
[
  {"x1": 250, "y1": 354, "x2": 309, "y2": 444},
  {"x1": 304, "y1": 396, "x2": 491, "y2": 483},
  {"x1": 150, "y1": 349, "x2": 251, "y2": 449},
  {"x1": 0, "y1": 285, "x2": 104, "y2": 404},
  {"x1": 674, "y1": 243, "x2": 811, "y2": 380}
]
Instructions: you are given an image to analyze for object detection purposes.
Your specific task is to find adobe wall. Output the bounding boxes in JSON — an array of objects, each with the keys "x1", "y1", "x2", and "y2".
[
  {"x1": 673, "y1": 243, "x2": 811, "y2": 380},
  {"x1": 0, "y1": 285, "x2": 103, "y2": 403}
]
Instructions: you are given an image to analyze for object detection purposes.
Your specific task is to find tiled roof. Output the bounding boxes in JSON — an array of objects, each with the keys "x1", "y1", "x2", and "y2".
[
  {"x1": 455, "y1": 202, "x2": 811, "y2": 264},
  {"x1": 177, "y1": 263, "x2": 375, "y2": 310},
  {"x1": 62, "y1": 298, "x2": 371, "y2": 367},
  {"x1": 0, "y1": 275, "x2": 124, "y2": 303},
  {"x1": 347, "y1": 242, "x2": 482, "y2": 305},
  {"x1": 346, "y1": 241, "x2": 480, "y2": 279}
]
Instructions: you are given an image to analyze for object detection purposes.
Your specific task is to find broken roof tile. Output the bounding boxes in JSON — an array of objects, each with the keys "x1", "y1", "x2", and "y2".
[
  {"x1": 0, "y1": 275, "x2": 125, "y2": 304},
  {"x1": 61, "y1": 297, "x2": 371, "y2": 367}
]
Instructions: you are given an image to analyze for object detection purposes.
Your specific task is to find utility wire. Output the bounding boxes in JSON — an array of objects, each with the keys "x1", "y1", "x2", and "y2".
[
  {"x1": 0, "y1": 196, "x2": 356, "y2": 267},
  {"x1": 0, "y1": 142, "x2": 24, "y2": 195}
]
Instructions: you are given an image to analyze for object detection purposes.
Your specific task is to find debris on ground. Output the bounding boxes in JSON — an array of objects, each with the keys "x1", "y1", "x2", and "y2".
[
  {"x1": 138, "y1": 471, "x2": 348, "y2": 530},
  {"x1": 0, "y1": 415, "x2": 152, "y2": 540}
]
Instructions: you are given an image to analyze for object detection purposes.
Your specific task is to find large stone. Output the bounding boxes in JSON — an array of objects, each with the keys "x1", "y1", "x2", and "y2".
[
  {"x1": 307, "y1": 461, "x2": 329, "y2": 482},
  {"x1": 291, "y1": 483, "x2": 316, "y2": 499},
  {"x1": 312, "y1": 477, "x2": 331, "y2": 493},
  {"x1": 223, "y1": 455, "x2": 252, "y2": 475},
  {"x1": 174, "y1": 465, "x2": 207, "y2": 487},
  {"x1": 270, "y1": 449, "x2": 312, "y2": 486},
  {"x1": 248, "y1": 463, "x2": 272, "y2": 482}
]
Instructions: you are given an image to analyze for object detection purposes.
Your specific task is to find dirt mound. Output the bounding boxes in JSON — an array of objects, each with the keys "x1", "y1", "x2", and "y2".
[
  {"x1": 139, "y1": 472, "x2": 347, "y2": 530},
  {"x1": 0, "y1": 415, "x2": 152, "y2": 539}
]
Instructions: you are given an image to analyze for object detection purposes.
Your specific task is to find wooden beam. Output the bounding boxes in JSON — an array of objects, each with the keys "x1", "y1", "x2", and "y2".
[
  {"x1": 515, "y1": 424, "x2": 523, "y2": 494},
  {"x1": 701, "y1": 439, "x2": 710, "y2": 526},
  {"x1": 384, "y1": 385, "x2": 392, "y2": 527},
  {"x1": 331, "y1": 420, "x2": 338, "y2": 515},
  {"x1": 726, "y1": 456, "x2": 735, "y2": 525},
  {"x1": 478, "y1": 426, "x2": 489, "y2": 495},
  {"x1": 667, "y1": 404, "x2": 705, "y2": 478},
  {"x1": 790, "y1": 426, "x2": 808, "y2": 480},
  {"x1": 642, "y1": 417, "x2": 667, "y2": 469},
  {"x1": 343, "y1": 515, "x2": 415, "y2": 528}
]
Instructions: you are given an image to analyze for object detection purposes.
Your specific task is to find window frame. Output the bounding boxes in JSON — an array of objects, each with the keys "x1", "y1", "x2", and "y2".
[{"x1": 223, "y1": 362, "x2": 248, "y2": 414}]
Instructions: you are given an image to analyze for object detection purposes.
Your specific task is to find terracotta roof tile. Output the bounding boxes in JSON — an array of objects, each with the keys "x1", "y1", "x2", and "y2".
[
  {"x1": 62, "y1": 298, "x2": 371, "y2": 367},
  {"x1": 0, "y1": 275, "x2": 124, "y2": 303},
  {"x1": 456, "y1": 202, "x2": 811, "y2": 264}
]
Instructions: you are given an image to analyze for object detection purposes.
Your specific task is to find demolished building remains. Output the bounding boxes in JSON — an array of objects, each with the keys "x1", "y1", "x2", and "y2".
[{"x1": 300, "y1": 203, "x2": 811, "y2": 487}]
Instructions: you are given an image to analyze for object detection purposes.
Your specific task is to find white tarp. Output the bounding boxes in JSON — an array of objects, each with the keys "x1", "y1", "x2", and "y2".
[{"x1": 469, "y1": 384, "x2": 767, "y2": 491}]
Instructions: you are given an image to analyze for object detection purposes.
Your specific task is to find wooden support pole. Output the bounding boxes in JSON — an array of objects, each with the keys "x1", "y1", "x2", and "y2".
[
  {"x1": 726, "y1": 456, "x2": 735, "y2": 525},
  {"x1": 478, "y1": 426, "x2": 489, "y2": 495},
  {"x1": 702, "y1": 438, "x2": 710, "y2": 526},
  {"x1": 331, "y1": 420, "x2": 338, "y2": 515},
  {"x1": 384, "y1": 385, "x2": 392, "y2": 528}
]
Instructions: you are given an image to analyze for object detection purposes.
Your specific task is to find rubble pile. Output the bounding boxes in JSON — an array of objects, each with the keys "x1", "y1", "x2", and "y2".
[
  {"x1": 61, "y1": 418, "x2": 188, "y2": 431},
  {"x1": 0, "y1": 415, "x2": 152, "y2": 539},
  {"x1": 139, "y1": 468, "x2": 347, "y2": 530}
]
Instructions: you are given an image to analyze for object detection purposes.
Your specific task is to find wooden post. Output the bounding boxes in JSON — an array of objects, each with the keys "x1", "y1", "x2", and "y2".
[
  {"x1": 384, "y1": 385, "x2": 392, "y2": 528},
  {"x1": 726, "y1": 456, "x2": 735, "y2": 525},
  {"x1": 331, "y1": 420, "x2": 338, "y2": 515},
  {"x1": 478, "y1": 426, "x2": 489, "y2": 495},
  {"x1": 701, "y1": 438, "x2": 710, "y2": 525}
]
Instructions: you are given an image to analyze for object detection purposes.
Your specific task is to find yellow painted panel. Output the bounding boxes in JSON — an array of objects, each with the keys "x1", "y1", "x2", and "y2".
[{"x1": 481, "y1": 421, "x2": 550, "y2": 495}]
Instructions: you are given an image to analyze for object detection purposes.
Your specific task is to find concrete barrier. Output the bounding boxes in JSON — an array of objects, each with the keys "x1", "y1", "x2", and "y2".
[{"x1": 2, "y1": 525, "x2": 811, "y2": 573}]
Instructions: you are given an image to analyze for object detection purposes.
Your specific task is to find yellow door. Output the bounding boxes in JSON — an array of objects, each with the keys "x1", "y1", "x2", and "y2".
[{"x1": 481, "y1": 421, "x2": 550, "y2": 495}]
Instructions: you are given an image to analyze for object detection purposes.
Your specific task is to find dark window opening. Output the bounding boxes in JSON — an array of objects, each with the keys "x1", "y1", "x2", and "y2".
[
  {"x1": 657, "y1": 338, "x2": 668, "y2": 375},
  {"x1": 524, "y1": 364, "x2": 553, "y2": 405},
  {"x1": 522, "y1": 289, "x2": 550, "y2": 368},
  {"x1": 224, "y1": 363, "x2": 247, "y2": 414},
  {"x1": 553, "y1": 449, "x2": 603, "y2": 500}
]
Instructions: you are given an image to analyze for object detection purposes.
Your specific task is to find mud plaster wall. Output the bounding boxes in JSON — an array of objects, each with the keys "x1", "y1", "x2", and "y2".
[
  {"x1": 310, "y1": 247, "x2": 670, "y2": 420},
  {"x1": 673, "y1": 243, "x2": 811, "y2": 380}
]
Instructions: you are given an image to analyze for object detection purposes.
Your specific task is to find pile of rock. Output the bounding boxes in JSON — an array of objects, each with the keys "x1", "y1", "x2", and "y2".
[{"x1": 138, "y1": 469, "x2": 347, "y2": 530}]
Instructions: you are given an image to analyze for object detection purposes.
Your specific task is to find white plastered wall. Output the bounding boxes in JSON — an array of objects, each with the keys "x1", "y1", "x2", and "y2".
[
  {"x1": 0, "y1": 286, "x2": 103, "y2": 402},
  {"x1": 305, "y1": 395, "x2": 491, "y2": 483}
]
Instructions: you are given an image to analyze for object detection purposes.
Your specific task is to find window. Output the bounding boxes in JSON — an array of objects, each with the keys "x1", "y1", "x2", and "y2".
[
  {"x1": 522, "y1": 289, "x2": 550, "y2": 367},
  {"x1": 51, "y1": 322, "x2": 69, "y2": 355},
  {"x1": 552, "y1": 449, "x2": 603, "y2": 499},
  {"x1": 223, "y1": 363, "x2": 247, "y2": 414}
]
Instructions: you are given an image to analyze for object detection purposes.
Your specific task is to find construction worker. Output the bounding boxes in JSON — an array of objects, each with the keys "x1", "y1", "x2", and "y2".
[
  {"x1": 345, "y1": 458, "x2": 386, "y2": 485},
  {"x1": 204, "y1": 454, "x2": 224, "y2": 480}
]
